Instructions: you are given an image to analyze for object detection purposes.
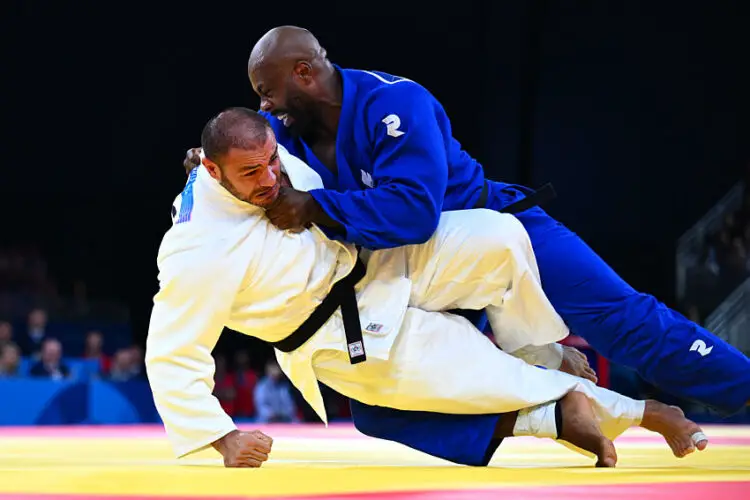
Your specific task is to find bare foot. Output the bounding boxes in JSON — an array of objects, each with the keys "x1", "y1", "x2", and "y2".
[
  {"x1": 640, "y1": 400, "x2": 709, "y2": 458},
  {"x1": 558, "y1": 391, "x2": 618, "y2": 467}
]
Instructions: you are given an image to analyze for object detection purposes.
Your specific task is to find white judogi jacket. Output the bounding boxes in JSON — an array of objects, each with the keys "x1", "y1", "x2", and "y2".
[
  {"x1": 146, "y1": 147, "x2": 411, "y2": 457},
  {"x1": 147, "y1": 146, "x2": 641, "y2": 460}
]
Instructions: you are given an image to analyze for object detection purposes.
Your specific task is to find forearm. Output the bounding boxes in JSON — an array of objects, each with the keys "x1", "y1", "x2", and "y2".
[
  {"x1": 309, "y1": 187, "x2": 439, "y2": 249},
  {"x1": 147, "y1": 356, "x2": 239, "y2": 457}
]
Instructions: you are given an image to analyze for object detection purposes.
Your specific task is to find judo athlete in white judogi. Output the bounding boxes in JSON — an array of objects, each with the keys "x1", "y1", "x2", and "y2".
[{"x1": 145, "y1": 108, "x2": 708, "y2": 469}]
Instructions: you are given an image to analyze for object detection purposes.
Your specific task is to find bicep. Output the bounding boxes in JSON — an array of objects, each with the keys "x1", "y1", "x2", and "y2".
[{"x1": 146, "y1": 255, "x2": 237, "y2": 371}]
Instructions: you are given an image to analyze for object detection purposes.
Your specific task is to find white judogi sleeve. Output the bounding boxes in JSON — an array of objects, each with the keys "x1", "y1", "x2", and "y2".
[{"x1": 145, "y1": 230, "x2": 250, "y2": 458}]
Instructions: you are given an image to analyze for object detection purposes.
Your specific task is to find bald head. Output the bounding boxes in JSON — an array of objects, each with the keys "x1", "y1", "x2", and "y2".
[
  {"x1": 201, "y1": 107, "x2": 270, "y2": 165},
  {"x1": 249, "y1": 26, "x2": 326, "y2": 72},
  {"x1": 248, "y1": 27, "x2": 338, "y2": 137}
]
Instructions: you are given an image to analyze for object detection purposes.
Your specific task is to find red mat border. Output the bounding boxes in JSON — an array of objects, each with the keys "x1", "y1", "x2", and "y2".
[{"x1": 2, "y1": 482, "x2": 750, "y2": 500}]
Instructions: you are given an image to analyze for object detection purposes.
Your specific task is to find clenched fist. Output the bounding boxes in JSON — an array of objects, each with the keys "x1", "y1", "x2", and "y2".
[
  {"x1": 265, "y1": 187, "x2": 318, "y2": 232},
  {"x1": 213, "y1": 429, "x2": 274, "y2": 468}
]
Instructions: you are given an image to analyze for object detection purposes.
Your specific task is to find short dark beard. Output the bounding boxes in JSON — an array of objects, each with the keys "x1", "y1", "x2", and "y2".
[
  {"x1": 285, "y1": 93, "x2": 321, "y2": 139},
  {"x1": 218, "y1": 177, "x2": 252, "y2": 205}
]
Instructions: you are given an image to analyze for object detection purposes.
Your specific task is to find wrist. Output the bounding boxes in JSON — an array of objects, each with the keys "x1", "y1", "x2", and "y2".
[
  {"x1": 212, "y1": 429, "x2": 239, "y2": 455},
  {"x1": 308, "y1": 196, "x2": 342, "y2": 230}
]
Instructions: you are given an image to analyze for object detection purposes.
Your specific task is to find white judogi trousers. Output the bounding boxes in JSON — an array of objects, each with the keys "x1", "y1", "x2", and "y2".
[{"x1": 311, "y1": 210, "x2": 644, "y2": 446}]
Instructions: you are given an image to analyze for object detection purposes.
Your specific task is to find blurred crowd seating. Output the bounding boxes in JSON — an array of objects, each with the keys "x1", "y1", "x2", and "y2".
[
  {"x1": 0, "y1": 308, "x2": 141, "y2": 383},
  {"x1": 681, "y1": 190, "x2": 750, "y2": 324},
  {"x1": 0, "y1": 244, "x2": 348, "y2": 424},
  {"x1": 1, "y1": 242, "x2": 139, "y2": 382},
  {"x1": 0, "y1": 244, "x2": 154, "y2": 425},
  {"x1": 211, "y1": 348, "x2": 351, "y2": 423}
]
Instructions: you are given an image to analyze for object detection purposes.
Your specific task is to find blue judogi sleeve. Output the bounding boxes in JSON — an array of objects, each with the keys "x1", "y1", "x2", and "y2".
[{"x1": 309, "y1": 85, "x2": 448, "y2": 249}]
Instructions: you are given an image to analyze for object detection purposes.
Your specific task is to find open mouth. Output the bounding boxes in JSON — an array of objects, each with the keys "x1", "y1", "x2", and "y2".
[{"x1": 274, "y1": 112, "x2": 294, "y2": 128}]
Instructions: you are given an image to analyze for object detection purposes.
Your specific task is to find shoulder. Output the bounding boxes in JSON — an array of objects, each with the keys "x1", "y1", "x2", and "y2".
[
  {"x1": 356, "y1": 70, "x2": 434, "y2": 109},
  {"x1": 351, "y1": 71, "x2": 438, "y2": 129},
  {"x1": 156, "y1": 227, "x2": 235, "y2": 286}
]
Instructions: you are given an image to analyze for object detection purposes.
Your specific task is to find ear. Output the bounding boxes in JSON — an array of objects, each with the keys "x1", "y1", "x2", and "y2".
[
  {"x1": 202, "y1": 157, "x2": 221, "y2": 180},
  {"x1": 293, "y1": 61, "x2": 313, "y2": 83}
]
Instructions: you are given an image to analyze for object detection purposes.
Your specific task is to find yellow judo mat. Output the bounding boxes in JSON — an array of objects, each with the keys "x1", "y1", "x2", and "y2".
[{"x1": 0, "y1": 424, "x2": 748, "y2": 499}]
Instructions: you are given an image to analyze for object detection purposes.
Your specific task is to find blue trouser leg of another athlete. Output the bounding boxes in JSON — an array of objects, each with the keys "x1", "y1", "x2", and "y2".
[
  {"x1": 486, "y1": 182, "x2": 750, "y2": 416},
  {"x1": 347, "y1": 181, "x2": 750, "y2": 467}
]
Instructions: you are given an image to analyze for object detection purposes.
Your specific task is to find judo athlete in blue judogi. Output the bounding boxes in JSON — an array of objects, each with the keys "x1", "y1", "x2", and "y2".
[{"x1": 185, "y1": 26, "x2": 749, "y2": 466}]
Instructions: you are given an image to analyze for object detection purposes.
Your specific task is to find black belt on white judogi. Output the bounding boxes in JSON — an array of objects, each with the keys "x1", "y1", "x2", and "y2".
[
  {"x1": 272, "y1": 181, "x2": 555, "y2": 364},
  {"x1": 271, "y1": 257, "x2": 368, "y2": 365}
]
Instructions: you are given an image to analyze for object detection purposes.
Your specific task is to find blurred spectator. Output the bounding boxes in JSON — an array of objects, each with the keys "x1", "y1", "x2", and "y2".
[
  {"x1": 233, "y1": 350, "x2": 258, "y2": 418},
  {"x1": 29, "y1": 338, "x2": 70, "y2": 380},
  {"x1": 109, "y1": 346, "x2": 145, "y2": 382},
  {"x1": 83, "y1": 330, "x2": 111, "y2": 375},
  {"x1": 213, "y1": 354, "x2": 237, "y2": 416},
  {"x1": 254, "y1": 360, "x2": 298, "y2": 423},
  {"x1": 0, "y1": 342, "x2": 21, "y2": 377},
  {"x1": 128, "y1": 345, "x2": 145, "y2": 378},
  {"x1": 684, "y1": 188, "x2": 750, "y2": 320},
  {"x1": 20, "y1": 308, "x2": 50, "y2": 358},
  {"x1": 0, "y1": 320, "x2": 13, "y2": 351},
  {"x1": 109, "y1": 348, "x2": 138, "y2": 381}
]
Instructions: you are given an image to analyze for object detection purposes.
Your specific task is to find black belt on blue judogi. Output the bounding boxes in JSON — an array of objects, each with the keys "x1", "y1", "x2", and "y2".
[
  {"x1": 271, "y1": 257, "x2": 368, "y2": 365},
  {"x1": 473, "y1": 180, "x2": 557, "y2": 213}
]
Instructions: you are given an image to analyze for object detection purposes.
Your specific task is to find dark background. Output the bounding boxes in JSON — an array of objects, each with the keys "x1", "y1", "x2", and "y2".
[{"x1": 3, "y1": 0, "x2": 748, "y2": 345}]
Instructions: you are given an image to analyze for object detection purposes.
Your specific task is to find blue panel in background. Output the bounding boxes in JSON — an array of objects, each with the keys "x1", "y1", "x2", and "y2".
[
  {"x1": 89, "y1": 379, "x2": 160, "y2": 424},
  {"x1": 0, "y1": 378, "x2": 159, "y2": 425},
  {"x1": 0, "y1": 379, "x2": 87, "y2": 425}
]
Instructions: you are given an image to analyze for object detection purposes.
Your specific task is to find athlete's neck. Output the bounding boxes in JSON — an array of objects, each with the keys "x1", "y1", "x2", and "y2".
[{"x1": 311, "y1": 65, "x2": 342, "y2": 141}]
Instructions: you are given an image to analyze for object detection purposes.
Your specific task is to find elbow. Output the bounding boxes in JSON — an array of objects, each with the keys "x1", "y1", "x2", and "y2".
[
  {"x1": 410, "y1": 221, "x2": 439, "y2": 245},
  {"x1": 143, "y1": 348, "x2": 179, "y2": 397},
  {"x1": 407, "y1": 204, "x2": 440, "y2": 244},
  {"x1": 144, "y1": 348, "x2": 162, "y2": 380},
  {"x1": 144, "y1": 352, "x2": 157, "y2": 379},
  {"x1": 144, "y1": 353, "x2": 167, "y2": 399},
  {"x1": 371, "y1": 204, "x2": 439, "y2": 248}
]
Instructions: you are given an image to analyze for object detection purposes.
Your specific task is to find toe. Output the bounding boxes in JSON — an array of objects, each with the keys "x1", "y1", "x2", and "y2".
[{"x1": 692, "y1": 431, "x2": 709, "y2": 451}]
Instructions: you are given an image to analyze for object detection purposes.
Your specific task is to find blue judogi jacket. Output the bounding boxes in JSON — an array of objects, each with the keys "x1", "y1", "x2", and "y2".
[{"x1": 261, "y1": 65, "x2": 487, "y2": 250}]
